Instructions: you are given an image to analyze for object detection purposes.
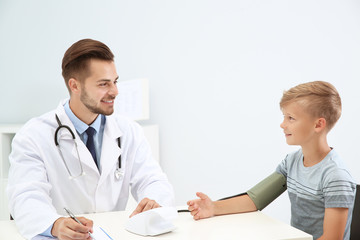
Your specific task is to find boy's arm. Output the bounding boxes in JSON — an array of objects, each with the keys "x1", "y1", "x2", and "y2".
[
  {"x1": 187, "y1": 172, "x2": 286, "y2": 220},
  {"x1": 247, "y1": 172, "x2": 287, "y2": 210},
  {"x1": 214, "y1": 194, "x2": 257, "y2": 215},
  {"x1": 187, "y1": 192, "x2": 257, "y2": 220},
  {"x1": 317, "y1": 208, "x2": 348, "y2": 240}
]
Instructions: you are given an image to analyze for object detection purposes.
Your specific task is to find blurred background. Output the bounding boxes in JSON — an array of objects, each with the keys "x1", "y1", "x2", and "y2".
[{"x1": 1, "y1": 0, "x2": 359, "y2": 223}]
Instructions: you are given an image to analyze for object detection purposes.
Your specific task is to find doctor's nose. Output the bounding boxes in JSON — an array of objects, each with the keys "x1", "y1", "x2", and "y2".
[{"x1": 109, "y1": 82, "x2": 119, "y2": 97}]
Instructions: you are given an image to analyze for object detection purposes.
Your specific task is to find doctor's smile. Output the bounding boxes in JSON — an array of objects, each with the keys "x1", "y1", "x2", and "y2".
[{"x1": 101, "y1": 99, "x2": 115, "y2": 104}]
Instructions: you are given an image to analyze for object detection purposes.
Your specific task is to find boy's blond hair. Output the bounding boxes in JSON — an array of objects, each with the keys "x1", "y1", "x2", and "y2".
[{"x1": 280, "y1": 81, "x2": 341, "y2": 131}]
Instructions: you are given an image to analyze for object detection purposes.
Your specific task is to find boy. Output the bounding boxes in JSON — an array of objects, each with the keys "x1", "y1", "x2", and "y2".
[{"x1": 187, "y1": 81, "x2": 356, "y2": 240}]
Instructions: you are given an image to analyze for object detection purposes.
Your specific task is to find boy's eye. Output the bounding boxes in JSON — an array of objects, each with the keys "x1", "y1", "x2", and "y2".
[{"x1": 288, "y1": 116, "x2": 295, "y2": 121}]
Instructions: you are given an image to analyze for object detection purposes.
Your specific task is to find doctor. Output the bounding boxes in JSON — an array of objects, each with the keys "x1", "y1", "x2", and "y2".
[{"x1": 7, "y1": 39, "x2": 174, "y2": 240}]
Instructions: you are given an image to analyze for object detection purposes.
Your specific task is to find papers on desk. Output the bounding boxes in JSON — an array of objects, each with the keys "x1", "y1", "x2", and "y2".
[
  {"x1": 125, "y1": 207, "x2": 178, "y2": 236},
  {"x1": 92, "y1": 226, "x2": 113, "y2": 239},
  {"x1": 31, "y1": 226, "x2": 112, "y2": 240},
  {"x1": 32, "y1": 235, "x2": 53, "y2": 240},
  {"x1": 30, "y1": 207, "x2": 178, "y2": 239}
]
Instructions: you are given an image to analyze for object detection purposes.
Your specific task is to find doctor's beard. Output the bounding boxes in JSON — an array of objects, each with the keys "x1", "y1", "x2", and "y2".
[{"x1": 80, "y1": 89, "x2": 115, "y2": 116}]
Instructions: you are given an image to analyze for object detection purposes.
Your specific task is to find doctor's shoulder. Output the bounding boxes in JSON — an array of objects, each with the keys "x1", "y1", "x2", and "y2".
[
  {"x1": 110, "y1": 114, "x2": 145, "y2": 138},
  {"x1": 14, "y1": 110, "x2": 58, "y2": 143}
]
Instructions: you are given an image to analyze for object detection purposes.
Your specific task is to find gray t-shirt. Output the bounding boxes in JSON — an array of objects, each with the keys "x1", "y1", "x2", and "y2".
[{"x1": 276, "y1": 149, "x2": 356, "y2": 240}]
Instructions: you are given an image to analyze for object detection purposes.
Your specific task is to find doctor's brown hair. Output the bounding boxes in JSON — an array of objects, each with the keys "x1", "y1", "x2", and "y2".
[
  {"x1": 62, "y1": 39, "x2": 114, "y2": 93},
  {"x1": 280, "y1": 81, "x2": 341, "y2": 131}
]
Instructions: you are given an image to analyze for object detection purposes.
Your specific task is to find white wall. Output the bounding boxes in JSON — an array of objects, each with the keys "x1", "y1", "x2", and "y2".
[{"x1": 1, "y1": 0, "x2": 360, "y2": 224}]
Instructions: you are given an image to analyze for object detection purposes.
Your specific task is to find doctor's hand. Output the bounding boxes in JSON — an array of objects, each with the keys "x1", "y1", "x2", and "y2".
[
  {"x1": 187, "y1": 192, "x2": 215, "y2": 220},
  {"x1": 130, "y1": 197, "x2": 160, "y2": 217},
  {"x1": 52, "y1": 217, "x2": 93, "y2": 240}
]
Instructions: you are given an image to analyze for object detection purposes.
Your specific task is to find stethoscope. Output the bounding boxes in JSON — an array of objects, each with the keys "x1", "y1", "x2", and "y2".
[{"x1": 54, "y1": 114, "x2": 123, "y2": 180}]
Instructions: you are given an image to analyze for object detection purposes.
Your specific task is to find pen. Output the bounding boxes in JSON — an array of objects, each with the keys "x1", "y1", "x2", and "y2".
[{"x1": 64, "y1": 207, "x2": 95, "y2": 239}]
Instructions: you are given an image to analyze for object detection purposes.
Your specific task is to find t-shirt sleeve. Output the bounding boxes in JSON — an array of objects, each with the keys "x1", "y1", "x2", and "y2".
[
  {"x1": 275, "y1": 154, "x2": 288, "y2": 178},
  {"x1": 323, "y1": 169, "x2": 356, "y2": 209}
]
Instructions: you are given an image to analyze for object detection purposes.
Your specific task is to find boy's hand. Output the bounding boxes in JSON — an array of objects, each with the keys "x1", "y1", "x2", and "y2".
[{"x1": 187, "y1": 192, "x2": 215, "y2": 220}]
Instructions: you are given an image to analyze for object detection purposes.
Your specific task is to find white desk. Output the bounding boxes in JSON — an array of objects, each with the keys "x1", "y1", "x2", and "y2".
[{"x1": 0, "y1": 210, "x2": 312, "y2": 240}]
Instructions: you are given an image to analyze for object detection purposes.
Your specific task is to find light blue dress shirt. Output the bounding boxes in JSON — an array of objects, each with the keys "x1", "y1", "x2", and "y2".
[
  {"x1": 63, "y1": 100, "x2": 105, "y2": 168},
  {"x1": 41, "y1": 100, "x2": 106, "y2": 237}
]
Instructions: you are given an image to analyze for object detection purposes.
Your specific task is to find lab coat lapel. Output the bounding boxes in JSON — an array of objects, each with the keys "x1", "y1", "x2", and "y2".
[
  {"x1": 99, "y1": 115, "x2": 122, "y2": 183},
  {"x1": 55, "y1": 101, "x2": 100, "y2": 175}
]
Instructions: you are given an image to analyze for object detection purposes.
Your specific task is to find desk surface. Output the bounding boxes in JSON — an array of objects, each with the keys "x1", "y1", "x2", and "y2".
[{"x1": 0, "y1": 210, "x2": 312, "y2": 240}]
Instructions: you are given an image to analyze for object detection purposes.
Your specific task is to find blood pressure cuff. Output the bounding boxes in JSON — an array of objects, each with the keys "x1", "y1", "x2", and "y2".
[{"x1": 246, "y1": 172, "x2": 287, "y2": 211}]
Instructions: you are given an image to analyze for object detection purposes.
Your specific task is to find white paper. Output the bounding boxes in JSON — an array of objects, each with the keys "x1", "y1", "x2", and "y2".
[
  {"x1": 31, "y1": 235, "x2": 53, "y2": 240},
  {"x1": 92, "y1": 226, "x2": 113, "y2": 240},
  {"x1": 125, "y1": 207, "x2": 178, "y2": 236},
  {"x1": 31, "y1": 226, "x2": 112, "y2": 240}
]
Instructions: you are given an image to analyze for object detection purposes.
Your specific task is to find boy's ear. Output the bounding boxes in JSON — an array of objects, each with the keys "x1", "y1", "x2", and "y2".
[{"x1": 314, "y1": 118, "x2": 327, "y2": 132}]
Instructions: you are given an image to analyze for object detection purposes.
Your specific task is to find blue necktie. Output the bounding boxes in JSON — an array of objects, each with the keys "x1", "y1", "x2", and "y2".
[{"x1": 86, "y1": 127, "x2": 98, "y2": 168}]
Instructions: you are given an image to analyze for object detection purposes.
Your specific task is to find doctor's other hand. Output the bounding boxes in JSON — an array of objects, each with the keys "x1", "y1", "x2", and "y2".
[
  {"x1": 187, "y1": 192, "x2": 215, "y2": 220},
  {"x1": 52, "y1": 216, "x2": 93, "y2": 240},
  {"x1": 130, "y1": 197, "x2": 160, "y2": 218}
]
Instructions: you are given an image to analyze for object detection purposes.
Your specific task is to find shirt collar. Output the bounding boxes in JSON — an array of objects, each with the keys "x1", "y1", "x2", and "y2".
[{"x1": 64, "y1": 100, "x2": 102, "y2": 135}]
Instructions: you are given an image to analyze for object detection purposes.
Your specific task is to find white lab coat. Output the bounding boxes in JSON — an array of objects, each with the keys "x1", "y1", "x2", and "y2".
[{"x1": 7, "y1": 100, "x2": 174, "y2": 239}]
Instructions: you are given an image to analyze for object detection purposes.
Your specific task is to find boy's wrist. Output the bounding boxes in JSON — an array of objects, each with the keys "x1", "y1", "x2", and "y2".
[
  {"x1": 213, "y1": 201, "x2": 220, "y2": 216},
  {"x1": 213, "y1": 200, "x2": 226, "y2": 216}
]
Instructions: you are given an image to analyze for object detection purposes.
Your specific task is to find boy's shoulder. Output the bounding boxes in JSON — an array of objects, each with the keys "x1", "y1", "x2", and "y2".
[
  {"x1": 276, "y1": 148, "x2": 302, "y2": 175},
  {"x1": 282, "y1": 149, "x2": 354, "y2": 179},
  {"x1": 321, "y1": 150, "x2": 354, "y2": 183},
  {"x1": 282, "y1": 148, "x2": 303, "y2": 165}
]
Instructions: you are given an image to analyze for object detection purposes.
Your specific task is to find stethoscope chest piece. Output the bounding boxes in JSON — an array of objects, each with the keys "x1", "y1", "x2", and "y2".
[{"x1": 115, "y1": 168, "x2": 124, "y2": 180}]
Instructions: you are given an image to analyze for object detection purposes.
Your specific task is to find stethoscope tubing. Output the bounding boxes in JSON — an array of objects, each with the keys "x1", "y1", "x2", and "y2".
[
  {"x1": 117, "y1": 137, "x2": 121, "y2": 169},
  {"x1": 55, "y1": 114, "x2": 76, "y2": 145},
  {"x1": 54, "y1": 114, "x2": 122, "y2": 179}
]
